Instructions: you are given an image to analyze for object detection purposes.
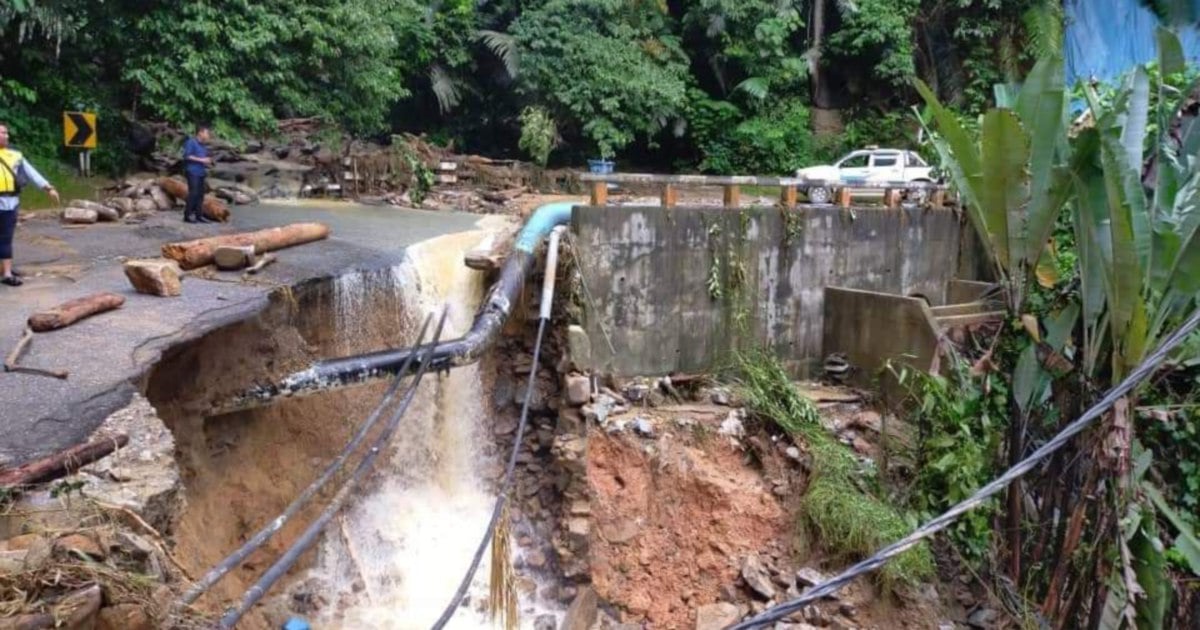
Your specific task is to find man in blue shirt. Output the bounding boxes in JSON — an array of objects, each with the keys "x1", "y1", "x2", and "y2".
[
  {"x1": 0, "y1": 122, "x2": 59, "y2": 287},
  {"x1": 182, "y1": 124, "x2": 216, "y2": 224}
]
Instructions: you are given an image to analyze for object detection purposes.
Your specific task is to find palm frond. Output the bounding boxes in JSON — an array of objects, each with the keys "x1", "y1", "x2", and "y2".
[
  {"x1": 475, "y1": 29, "x2": 520, "y2": 79},
  {"x1": 429, "y1": 65, "x2": 463, "y2": 114},
  {"x1": 734, "y1": 76, "x2": 770, "y2": 101},
  {"x1": 1023, "y1": 1, "x2": 1064, "y2": 58}
]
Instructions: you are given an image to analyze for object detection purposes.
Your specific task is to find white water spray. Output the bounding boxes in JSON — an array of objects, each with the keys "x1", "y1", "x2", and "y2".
[{"x1": 306, "y1": 230, "x2": 530, "y2": 629}]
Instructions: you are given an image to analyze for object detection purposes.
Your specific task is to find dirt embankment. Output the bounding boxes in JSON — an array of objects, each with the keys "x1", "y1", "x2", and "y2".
[
  {"x1": 587, "y1": 433, "x2": 787, "y2": 627},
  {"x1": 143, "y1": 275, "x2": 413, "y2": 628}
]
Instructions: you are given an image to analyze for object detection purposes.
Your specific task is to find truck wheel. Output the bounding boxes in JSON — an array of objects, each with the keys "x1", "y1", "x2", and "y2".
[{"x1": 807, "y1": 187, "x2": 831, "y2": 204}]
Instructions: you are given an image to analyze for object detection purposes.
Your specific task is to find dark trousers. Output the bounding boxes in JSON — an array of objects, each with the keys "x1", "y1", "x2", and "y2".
[
  {"x1": 185, "y1": 172, "x2": 206, "y2": 219},
  {"x1": 0, "y1": 210, "x2": 16, "y2": 260}
]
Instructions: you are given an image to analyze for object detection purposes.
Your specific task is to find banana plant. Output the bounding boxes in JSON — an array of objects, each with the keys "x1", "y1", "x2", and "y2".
[
  {"x1": 915, "y1": 54, "x2": 1072, "y2": 315},
  {"x1": 1071, "y1": 27, "x2": 1200, "y2": 381}
]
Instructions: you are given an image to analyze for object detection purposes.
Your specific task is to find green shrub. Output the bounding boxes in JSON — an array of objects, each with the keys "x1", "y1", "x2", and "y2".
[
  {"x1": 737, "y1": 350, "x2": 935, "y2": 587},
  {"x1": 694, "y1": 98, "x2": 816, "y2": 175}
]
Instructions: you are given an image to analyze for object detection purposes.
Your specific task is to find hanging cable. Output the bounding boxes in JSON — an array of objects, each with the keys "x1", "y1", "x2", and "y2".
[
  {"x1": 218, "y1": 308, "x2": 449, "y2": 628},
  {"x1": 178, "y1": 314, "x2": 434, "y2": 609},
  {"x1": 730, "y1": 307, "x2": 1200, "y2": 629},
  {"x1": 430, "y1": 226, "x2": 566, "y2": 630}
]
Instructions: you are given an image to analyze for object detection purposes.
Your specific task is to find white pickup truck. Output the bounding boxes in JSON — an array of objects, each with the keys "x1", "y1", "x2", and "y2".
[{"x1": 795, "y1": 148, "x2": 936, "y2": 204}]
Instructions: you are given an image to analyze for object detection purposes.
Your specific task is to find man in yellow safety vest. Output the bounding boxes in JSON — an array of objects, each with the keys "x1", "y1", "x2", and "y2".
[{"x1": 0, "y1": 123, "x2": 59, "y2": 286}]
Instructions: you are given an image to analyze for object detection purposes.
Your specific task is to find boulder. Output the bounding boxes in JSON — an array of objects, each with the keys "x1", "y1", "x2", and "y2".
[
  {"x1": 149, "y1": 186, "x2": 172, "y2": 211},
  {"x1": 741, "y1": 554, "x2": 777, "y2": 600},
  {"x1": 696, "y1": 603, "x2": 741, "y2": 630},
  {"x1": 562, "y1": 586, "x2": 598, "y2": 630},
  {"x1": 61, "y1": 207, "x2": 98, "y2": 224},
  {"x1": 94, "y1": 205, "x2": 120, "y2": 222},
  {"x1": 123, "y1": 259, "x2": 183, "y2": 297},
  {"x1": 565, "y1": 374, "x2": 591, "y2": 406},
  {"x1": 214, "y1": 245, "x2": 256, "y2": 271},
  {"x1": 104, "y1": 197, "x2": 134, "y2": 216},
  {"x1": 67, "y1": 199, "x2": 107, "y2": 212},
  {"x1": 131, "y1": 198, "x2": 156, "y2": 214}
]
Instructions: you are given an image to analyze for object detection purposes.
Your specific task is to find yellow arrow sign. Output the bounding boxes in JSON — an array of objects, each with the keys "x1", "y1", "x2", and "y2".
[{"x1": 63, "y1": 112, "x2": 97, "y2": 149}]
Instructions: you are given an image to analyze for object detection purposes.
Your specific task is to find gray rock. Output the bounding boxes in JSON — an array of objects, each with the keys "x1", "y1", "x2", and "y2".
[
  {"x1": 562, "y1": 586, "x2": 598, "y2": 630},
  {"x1": 534, "y1": 614, "x2": 556, "y2": 630},
  {"x1": 795, "y1": 567, "x2": 826, "y2": 588},
  {"x1": 967, "y1": 607, "x2": 998, "y2": 629},
  {"x1": 565, "y1": 374, "x2": 592, "y2": 406},
  {"x1": 62, "y1": 206, "x2": 98, "y2": 224},
  {"x1": 632, "y1": 417, "x2": 655, "y2": 437},
  {"x1": 695, "y1": 603, "x2": 741, "y2": 630},
  {"x1": 741, "y1": 554, "x2": 777, "y2": 600}
]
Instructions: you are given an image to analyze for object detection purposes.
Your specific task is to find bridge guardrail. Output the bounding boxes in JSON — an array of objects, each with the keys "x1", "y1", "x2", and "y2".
[{"x1": 578, "y1": 172, "x2": 953, "y2": 209}]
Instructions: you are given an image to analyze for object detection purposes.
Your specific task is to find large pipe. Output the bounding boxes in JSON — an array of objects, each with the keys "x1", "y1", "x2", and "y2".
[{"x1": 212, "y1": 201, "x2": 576, "y2": 414}]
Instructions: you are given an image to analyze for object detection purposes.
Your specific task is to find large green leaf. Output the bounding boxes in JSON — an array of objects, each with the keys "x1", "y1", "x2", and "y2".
[
  {"x1": 1016, "y1": 55, "x2": 1069, "y2": 275},
  {"x1": 980, "y1": 109, "x2": 1031, "y2": 274},
  {"x1": 1146, "y1": 484, "x2": 1200, "y2": 576},
  {"x1": 1156, "y1": 26, "x2": 1186, "y2": 76},
  {"x1": 915, "y1": 80, "x2": 990, "y2": 263},
  {"x1": 1095, "y1": 128, "x2": 1149, "y2": 376},
  {"x1": 1131, "y1": 512, "x2": 1170, "y2": 630}
]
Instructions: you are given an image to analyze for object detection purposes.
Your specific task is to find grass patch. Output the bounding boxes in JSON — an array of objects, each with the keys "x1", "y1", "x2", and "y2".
[
  {"x1": 737, "y1": 349, "x2": 935, "y2": 588},
  {"x1": 18, "y1": 160, "x2": 107, "y2": 212}
]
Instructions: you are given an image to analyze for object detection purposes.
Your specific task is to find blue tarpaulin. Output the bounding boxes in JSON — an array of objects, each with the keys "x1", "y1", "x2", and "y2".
[{"x1": 1066, "y1": 0, "x2": 1200, "y2": 86}]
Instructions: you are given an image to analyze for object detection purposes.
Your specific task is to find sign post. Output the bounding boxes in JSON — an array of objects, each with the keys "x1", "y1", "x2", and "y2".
[{"x1": 63, "y1": 111, "x2": 97, "y2": 177}]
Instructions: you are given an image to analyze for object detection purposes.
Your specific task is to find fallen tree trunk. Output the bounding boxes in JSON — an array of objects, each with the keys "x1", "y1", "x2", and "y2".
[
  {"x1": 0, "y1": 434, "x2": 128, "y2": 488},
  {"x1": 27, "y1": 293, "x2": 126, "y2": 332},
  {"x1": 162, "y1": 223, "x2": 330, "y2": 270},
  {"x1": 156, "y1": 177, "x2": 231, "y2": 222}
]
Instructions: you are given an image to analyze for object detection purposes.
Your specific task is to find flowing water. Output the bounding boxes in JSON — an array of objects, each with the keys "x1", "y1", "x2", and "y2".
[{"x1": 304, "y1": 230, "x2": 543, "y2": 629}]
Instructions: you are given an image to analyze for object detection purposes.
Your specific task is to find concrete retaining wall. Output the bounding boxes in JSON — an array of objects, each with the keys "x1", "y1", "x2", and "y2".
[{"x1": 570, "y1": 204, "x2": 982, "y2": 376}]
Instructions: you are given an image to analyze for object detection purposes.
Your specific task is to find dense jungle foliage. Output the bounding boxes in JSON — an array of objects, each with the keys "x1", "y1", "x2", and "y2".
[{"x1": 1, "y1": 0, "x2": 1053, "y2": 174}]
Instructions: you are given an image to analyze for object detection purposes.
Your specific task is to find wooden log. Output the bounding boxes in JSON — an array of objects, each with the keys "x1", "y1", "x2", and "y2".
[
  {"x1": 27, "y1": 293, "x2": 125, "y2": 332},
  {"x1": 780, "y1": 185, "x2": 797, "y2": 208},
  {"x1": 213, "y1": 245, "x2": 257, "y2": 271},
  {"x1": 589, "y1": 181, "x2": 608, "y2": 206},
  {"x1": 156, "y1": 177, "x2": 231, "y2": 222},
  {"x1": 723, "y1": 184, "x2": 741, "y2": 208},
  {"x1": 0, "y1": 434, "x2": 129, "y2": 488},
  {"x1": 161, "y1": 223, "x2": 331, "y2": 270},
  {"x1": 661, "y1": 184, "x2": 678, "y2": 208}
]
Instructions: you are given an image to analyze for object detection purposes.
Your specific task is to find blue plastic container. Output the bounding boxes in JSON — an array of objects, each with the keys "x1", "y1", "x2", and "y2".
[{"x1": 587, "y1": 159, "x2": 614, "y2": 174}]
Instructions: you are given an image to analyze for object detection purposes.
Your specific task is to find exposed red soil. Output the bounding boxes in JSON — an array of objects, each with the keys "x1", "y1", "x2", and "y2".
[{"x1": 586, "y1": 433, "x2": 787, "y2": 628}]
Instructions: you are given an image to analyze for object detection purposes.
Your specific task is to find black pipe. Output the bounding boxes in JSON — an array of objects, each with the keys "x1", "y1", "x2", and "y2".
[
  {"x1": 212, "y1": 248, "x2": 536, "y2": 415},
  {"x1": 212, "y1": 199, "x2": 575, "y2": 415}
]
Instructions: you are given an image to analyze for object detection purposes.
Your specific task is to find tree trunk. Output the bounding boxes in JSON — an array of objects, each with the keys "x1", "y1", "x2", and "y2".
[
  {"x1": 0, "y1": 435, "x2": 129, "y2": 488},
  {"x1": 27, "y1": 293, "x2": 126, "y2": 332},
  {"x1": 808, "y1": 0, "x2": 833, "y2": 109},
  {"x1": 161, "y1": 223, "x2": 331, "y2": 270}
]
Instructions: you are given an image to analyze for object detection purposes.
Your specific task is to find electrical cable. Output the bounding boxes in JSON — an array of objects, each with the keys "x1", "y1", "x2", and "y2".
[
  {"x1": 178, "y1": 314, "x2": 434, "y2": 608},
  {"x1": 729, "y1": 307, "x2": 1200, "y2": 629},
  {"x1": 218, "y1": 308, "x2": 449, "y2": 628}
]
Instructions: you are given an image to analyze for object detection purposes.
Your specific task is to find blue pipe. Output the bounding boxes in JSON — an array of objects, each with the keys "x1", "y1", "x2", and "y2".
[{"x1": 214, "y1": 202, "x2": 577, "y2": 413}]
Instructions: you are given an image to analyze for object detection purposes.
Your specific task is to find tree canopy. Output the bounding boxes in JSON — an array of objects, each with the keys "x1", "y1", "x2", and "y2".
[{"x1": 0, "y1": 0, "x2": 1057, "y2": 173}]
